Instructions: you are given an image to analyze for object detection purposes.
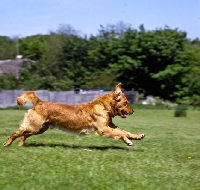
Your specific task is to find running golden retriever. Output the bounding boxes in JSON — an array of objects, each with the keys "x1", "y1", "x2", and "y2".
[{"x1": 3, "y1": 83, "x2": 145, "y2": 147}]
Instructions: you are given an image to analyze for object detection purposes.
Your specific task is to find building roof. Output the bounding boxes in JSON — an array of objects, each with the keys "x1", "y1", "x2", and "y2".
[{"x1": 0, "y1": 59, "x2": 35, "y2": 78}]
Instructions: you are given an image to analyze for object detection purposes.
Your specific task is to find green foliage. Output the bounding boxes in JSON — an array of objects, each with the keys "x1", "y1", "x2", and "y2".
[
  {"x1": 18, "y1": 60, "x2": 45, "y2": 90},
  {"x1": 83, "y1": 70, "x2": 118, "y2": 90},
  {"x1": 0, "y1": 73, "x2": 18, "y2": 90},
  {"x1": 0, "y1": 109, "x2": 200, "y2": 189},
  {"x1": 52, "y1": 76, "x2": 74, "y2": 90},
  {"x1": 0, "y1": 36, "x2": 16, "y2": 59},
  {"x1": 0, "y1": 23, "x2": 200, "y2": 105},
  {"x1": 174, "y1": 105, "x2": 187, "y2": 117},
  {"x1": 19, "y1": 35, "x2": 47, "y2": 60},
  {"x1": 42, "y1": 27, "x2": 90, "y2": 88}
]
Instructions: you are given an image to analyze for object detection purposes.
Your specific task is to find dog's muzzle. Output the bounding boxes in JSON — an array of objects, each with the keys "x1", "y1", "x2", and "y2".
[{"x1": 121, "y1": 109, "x2": 134, "y2": 118}]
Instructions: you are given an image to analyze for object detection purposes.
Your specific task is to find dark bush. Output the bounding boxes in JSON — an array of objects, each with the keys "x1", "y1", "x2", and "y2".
[{"x1": 174, "y1": 105, "x2": 187, "y2": 117}]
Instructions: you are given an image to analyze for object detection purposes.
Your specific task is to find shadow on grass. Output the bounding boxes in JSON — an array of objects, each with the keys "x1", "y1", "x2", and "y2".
[{"x1": 24, "y1": 142, "x2": 144, "y2": 151}]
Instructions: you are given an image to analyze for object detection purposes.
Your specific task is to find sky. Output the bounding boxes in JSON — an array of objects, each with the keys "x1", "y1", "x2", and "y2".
[{"x1": 0, "y1": 0, "x2": 200, "y2": 40}]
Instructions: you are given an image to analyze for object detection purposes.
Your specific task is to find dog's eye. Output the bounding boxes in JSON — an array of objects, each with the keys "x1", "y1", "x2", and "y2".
[{"x1": 124, "y1": 101, "x2": 128, "y2": 106}]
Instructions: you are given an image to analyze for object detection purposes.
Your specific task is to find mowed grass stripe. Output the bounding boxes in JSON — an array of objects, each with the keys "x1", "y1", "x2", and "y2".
[{"x1": 0, "y1": 109, "x2": 199, "y2": 190}]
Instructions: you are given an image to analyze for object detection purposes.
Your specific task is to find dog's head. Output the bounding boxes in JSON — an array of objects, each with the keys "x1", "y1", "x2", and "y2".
[{"x1": 112, "y1": 83, "x2": 134, "y2": 118}]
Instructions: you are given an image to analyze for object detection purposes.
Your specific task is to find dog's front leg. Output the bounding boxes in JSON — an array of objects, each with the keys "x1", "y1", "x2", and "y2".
[
  {"x1": 109, "y1": 121, "x2": 145, "y2": 140},
  {"x1": 97, "y1": 126, "x2": 133, "y2": 146}
]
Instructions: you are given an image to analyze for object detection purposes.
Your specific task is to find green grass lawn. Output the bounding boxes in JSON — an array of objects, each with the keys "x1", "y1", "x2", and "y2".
[{"x1": 0, "y1": 108, "x2": 200, "y2": 190}]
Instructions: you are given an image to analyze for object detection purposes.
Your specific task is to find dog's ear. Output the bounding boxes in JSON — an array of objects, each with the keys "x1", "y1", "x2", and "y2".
[
  {"x1": 114, "y1": 83, "x2": 122, "y2": 101},
  {"x1": 115, "y1": 83, "x2": 122, "y2": 91}
]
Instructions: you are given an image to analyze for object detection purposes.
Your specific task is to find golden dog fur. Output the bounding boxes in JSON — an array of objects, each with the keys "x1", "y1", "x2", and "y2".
[{"x1": 3, "y1": 83, "x2": 145, "y2": 147}]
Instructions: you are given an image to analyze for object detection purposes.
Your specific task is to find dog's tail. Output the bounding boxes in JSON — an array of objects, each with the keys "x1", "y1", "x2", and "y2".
[{"x1": 17, "y1": 92, "x2": 41, "y2": 107}]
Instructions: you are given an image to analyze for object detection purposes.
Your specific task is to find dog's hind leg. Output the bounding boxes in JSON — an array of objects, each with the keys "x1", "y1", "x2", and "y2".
[
  {"x1": 3, "y1": 109, "x2": 49, "y2": 147},
  {"x1": 18, "y1": 134, "x2": 31, "y2": 146},
  {"x1": 4, "y1": 123, "x2": 49, "y2": 147},
  {"x1": 18, "y1": 123, "x2": 49, "y2": 146},
  {"x1": 3, "y1": 130, "x2": 25, "y2": 146}
]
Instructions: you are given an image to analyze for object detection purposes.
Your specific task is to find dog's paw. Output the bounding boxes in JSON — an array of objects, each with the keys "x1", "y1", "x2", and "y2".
[
  {"x1": 127, "y1": 141, "x2": 133, "y2": 146},
  {"x1": 136, "y1": 134, "x2": 145, "y2": 140},
  {"x1": 3, "y1": 142, "x2": 8, "y2": 147},
  {"x1": 140, "y1": 134, "x2": 145, "y2": 139}
]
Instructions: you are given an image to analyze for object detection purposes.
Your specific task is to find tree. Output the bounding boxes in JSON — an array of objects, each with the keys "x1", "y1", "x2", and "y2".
[
  {"x1": 19, "y1": 35, "x2": 47, "y2": 60},
  {"x1": 107, "y1": 26, "x2": 191, "y2": 98},
  {"x1": 0, "y1": 73, "x2": 18, "y2": 90},
  {"x1": 83, "y1": 70, "x2": 118, "y2": 90},
  {"x1": 0, "y1": 36, "x2": 16, "y2": 59},
  {"x1": 1, "y1": 24, "x2": 200, "y2": 105}
]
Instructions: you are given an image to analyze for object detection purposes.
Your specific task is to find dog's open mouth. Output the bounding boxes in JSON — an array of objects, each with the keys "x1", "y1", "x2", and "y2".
[{"x1": 121, "y1": 110, "x2": 128, "y2": 118}]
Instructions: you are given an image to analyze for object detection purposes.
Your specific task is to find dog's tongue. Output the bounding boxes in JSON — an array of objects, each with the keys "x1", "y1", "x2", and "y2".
[
  {"x1": 121, "y1": 114, "x2": 127, "y2": 119},
  {"x1": 121, "y1": 110, "x2": 127, "y2": 118}
]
